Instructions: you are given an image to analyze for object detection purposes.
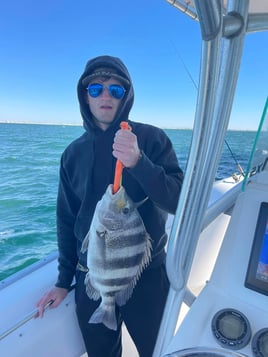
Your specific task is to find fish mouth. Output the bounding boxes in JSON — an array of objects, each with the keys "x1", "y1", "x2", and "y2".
[
  {"x1": 106, "y1": 185, "x2": 128, "y2": 210},
  {"x1": 108, "y1": 184, "x2": 124, "y2": 197}
]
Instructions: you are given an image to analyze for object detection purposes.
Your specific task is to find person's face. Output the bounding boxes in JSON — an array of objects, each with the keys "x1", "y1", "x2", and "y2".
[{"x1": 86, "y1": 77, "x2": 124, "y2": 131}]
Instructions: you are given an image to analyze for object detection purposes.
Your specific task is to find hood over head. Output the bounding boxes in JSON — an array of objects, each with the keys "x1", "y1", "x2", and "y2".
[{"x1": 77, "y1": 55, "x2": 134, "y2": 132}]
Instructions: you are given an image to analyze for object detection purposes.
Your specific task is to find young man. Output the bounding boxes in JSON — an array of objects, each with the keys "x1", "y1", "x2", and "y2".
[{"x1": 37, "y1": 55, "x2": 184, "y2": 357}]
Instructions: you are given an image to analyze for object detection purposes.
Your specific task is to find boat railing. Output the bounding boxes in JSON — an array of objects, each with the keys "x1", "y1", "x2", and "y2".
[
  {"x1": 0, "y1": 280, "x2": 76, "y2": 342},
  {"x1": 154, "y1": 1, "x2": 254, "y2": 356},
  {"x1": 0, "y1": 251, "x2": 58, "y2": 291},
  {"x1": 0, "y1": 300, "x2": 54, "y2": 341},
  {"x1": 203, "y1": 180, "x2": 242, "y2": 229}
]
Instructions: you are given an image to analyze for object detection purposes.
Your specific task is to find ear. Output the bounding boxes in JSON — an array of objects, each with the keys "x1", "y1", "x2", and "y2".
[{"x1": 85, "y1": 93, "x2": 90, "y2": 104}]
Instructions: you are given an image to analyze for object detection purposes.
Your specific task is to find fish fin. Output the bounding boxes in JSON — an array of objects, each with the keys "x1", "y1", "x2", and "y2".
[
  {"x1": 89, "y1": 303, "x2": 118, "y2": 331},
  {"x1": 116, "y1": 234, "x2": 152, "y2": 307},
  {"x1": 80, "y1": 231, "x2": 90, "y2": 253},
  {"x1": 115, "y1": 282, "x2": 135, "y2": 306},
  {"x1": 84, "y1": 273, "x2": 101, "y2": 300},
  {"x1": 135, "y1": 233, "x2": 152, "y2": 279},
  {"x1": 134, "y1": 196, "x2": 148, "y2": 208},
  {"x1": 141, "y1": 233, "x2": 152, "y2": 268}
]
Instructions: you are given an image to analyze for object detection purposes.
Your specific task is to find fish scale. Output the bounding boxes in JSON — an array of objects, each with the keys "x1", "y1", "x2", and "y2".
[{"x1": 81, "y1": 184, "x2": 152, "y2": 330}]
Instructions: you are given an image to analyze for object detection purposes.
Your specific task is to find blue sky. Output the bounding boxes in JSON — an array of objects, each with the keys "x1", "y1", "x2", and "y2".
[{"x1": 0, "y1": 0, "x2": 267, "y2": 130}]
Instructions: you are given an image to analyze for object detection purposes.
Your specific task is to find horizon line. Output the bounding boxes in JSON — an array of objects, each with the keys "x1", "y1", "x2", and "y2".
[{"x1": 0, "y1": 120, "x2": 257, "y2": 132}]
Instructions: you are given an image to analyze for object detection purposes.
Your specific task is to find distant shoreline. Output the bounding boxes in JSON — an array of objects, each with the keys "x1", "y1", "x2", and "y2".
[
  {"x1": 0, "y1": 121, "x2": 257, "y2": 132},
  {"x1": 0, "y1": 121, "x2": 83, "y2": 127},
  {"x1": 0, "y1": 121, "x2": 193, "y2": 130}
]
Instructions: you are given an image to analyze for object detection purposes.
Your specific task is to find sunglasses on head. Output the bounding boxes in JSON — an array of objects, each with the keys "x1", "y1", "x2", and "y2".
[{"x1": 87, "y1": 83, "x2": 126, "y2": 99}]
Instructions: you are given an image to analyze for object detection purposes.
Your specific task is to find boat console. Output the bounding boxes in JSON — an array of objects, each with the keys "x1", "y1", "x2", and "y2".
[
  {"x1": 163, "y1": 104, "x2": 268, "y2": 357},
  {"x1": 164, "y1": 173, "x2": 268, "y2": 357}
]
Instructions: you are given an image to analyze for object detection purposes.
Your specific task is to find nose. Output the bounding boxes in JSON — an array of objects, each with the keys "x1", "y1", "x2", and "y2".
[{"x1": 101, "y1": 87, "x2": 111, "y2": 98}]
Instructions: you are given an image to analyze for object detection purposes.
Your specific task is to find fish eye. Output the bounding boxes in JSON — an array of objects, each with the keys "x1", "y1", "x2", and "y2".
[
  {"x1": 97, "y1": 230, "x2": 106, "y2": 238},
  {"x1": 122, "y1": 207, "x2": 129, "y2": 215}
]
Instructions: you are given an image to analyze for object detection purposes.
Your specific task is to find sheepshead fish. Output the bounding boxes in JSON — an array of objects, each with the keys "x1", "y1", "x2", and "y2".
[{"x1": 81, "y1": 184, "x2": 152, "y2": 330}]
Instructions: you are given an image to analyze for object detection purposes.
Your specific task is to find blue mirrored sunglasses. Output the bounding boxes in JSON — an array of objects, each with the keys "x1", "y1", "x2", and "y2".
[{"x1": 87, "y1": 83, "x2": 126, "y2": 99}]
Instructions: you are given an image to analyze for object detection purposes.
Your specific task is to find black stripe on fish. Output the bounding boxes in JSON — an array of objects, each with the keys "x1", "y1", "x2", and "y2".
[
  {"x1": 108, "y1": 253, "x2": 145, "y2": 269},
  {"x1": 107, "y1": 232, "x2": 148, "y2": 249},
  {"x1": 95, "y1": 276, "x2": 135, "y2": 288},
  {"x1": 90, "y1": 252, "x2": 145, "y2": 271}
]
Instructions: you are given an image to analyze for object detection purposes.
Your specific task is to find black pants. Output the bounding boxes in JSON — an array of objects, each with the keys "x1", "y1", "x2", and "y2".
[{"x1": 75, "y1": 263, "x2": 169, "y2": 357}]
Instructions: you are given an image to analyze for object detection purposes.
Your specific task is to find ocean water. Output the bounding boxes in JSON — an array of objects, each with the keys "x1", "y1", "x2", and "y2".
[{"x1": 0, "y1": 123, "x2": 256, "y2": 281}]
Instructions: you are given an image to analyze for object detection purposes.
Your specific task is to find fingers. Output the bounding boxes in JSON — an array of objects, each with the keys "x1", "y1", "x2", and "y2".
[
  {"x1": 36, "y1": 287, "x2": 68, "y2": 318},
  {"x1": 36, "y1": 292, "x2": 55, "y2": 318},
  {"x1": 113, "y1": 129, "x2": 140, "y2": 168},
  {"x1": 36, "y1": 298, "x2": 54, "y2": 318}
]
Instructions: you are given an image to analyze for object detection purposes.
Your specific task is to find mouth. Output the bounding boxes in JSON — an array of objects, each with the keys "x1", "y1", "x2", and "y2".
[{"x1": 100, "y1": 105, "x2": 113, "y2": 110}]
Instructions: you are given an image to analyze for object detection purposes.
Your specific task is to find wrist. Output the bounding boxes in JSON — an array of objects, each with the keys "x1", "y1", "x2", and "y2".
[{"x1": 131, "y1": 150, "x2": 143, "y2": 168}]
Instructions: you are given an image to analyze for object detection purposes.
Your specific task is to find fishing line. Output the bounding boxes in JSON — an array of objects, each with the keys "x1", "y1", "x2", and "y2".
[
  {"x1": 170, "y1": 39, "x2": 244, "y2": 176},
  {"x1": 224, "y1": 139, "x2": 245, "y2": 176},
  {"x1": 170, "y1": 39, "x2": 198, "y2": 91}
]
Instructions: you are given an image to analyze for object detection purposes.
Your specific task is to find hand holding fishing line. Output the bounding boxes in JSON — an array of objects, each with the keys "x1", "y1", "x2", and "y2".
[{"x1": 113, "y1": 121, "x2": 141, "y2": 193}]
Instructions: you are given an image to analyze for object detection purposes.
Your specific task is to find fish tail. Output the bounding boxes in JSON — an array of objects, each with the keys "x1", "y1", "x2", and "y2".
[
  {"x1": 81, "y1": 231, "x2": 90, "y2": 253},
  {"x1": 89, "y1": 303, "x2": 118, "y2": 331}
]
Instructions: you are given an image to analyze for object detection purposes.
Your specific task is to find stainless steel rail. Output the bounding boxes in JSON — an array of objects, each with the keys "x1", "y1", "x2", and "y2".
[
  {"x1": 154, "y1": 1, "x2": 251, "y2": 356},
  {"x1": 166, "y1": 0, "x2": 198, "y2": 20},
  {"x1": 0, "y1": 300, "x2": 54, "y2": 341},
  {"x1": 166, "y1": 0, "x2": 268, "y2": 34}
]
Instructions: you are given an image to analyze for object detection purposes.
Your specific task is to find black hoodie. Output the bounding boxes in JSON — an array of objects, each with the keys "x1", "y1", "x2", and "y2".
[{"x1": 55, "y1": 55, "x2": 183, "y2": 289}]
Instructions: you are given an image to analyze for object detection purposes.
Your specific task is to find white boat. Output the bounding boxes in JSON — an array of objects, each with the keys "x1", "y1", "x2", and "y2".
[{"x1": 1, "y1": 1, "x2": 268, "y2": 356}]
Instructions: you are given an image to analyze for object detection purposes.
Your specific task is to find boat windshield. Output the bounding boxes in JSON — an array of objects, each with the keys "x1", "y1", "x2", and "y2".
[{"x1": 243, "y1": 97, "x2": 268, "y2": 191}]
